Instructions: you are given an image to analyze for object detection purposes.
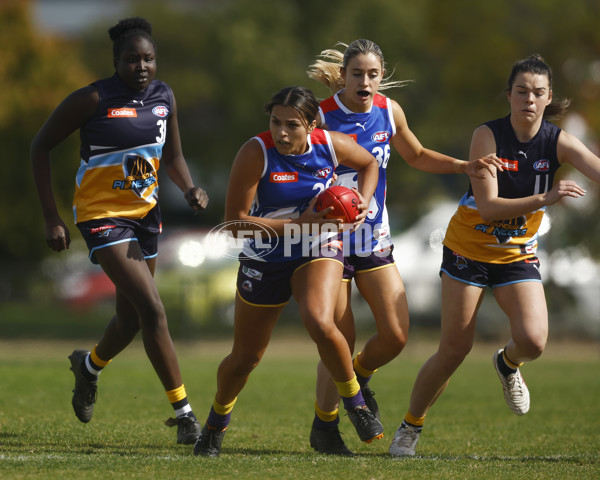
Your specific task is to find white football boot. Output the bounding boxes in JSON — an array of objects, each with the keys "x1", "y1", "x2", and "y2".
[
  {"x1": 389, "y1": 424, "x2": 420, "y2": 457},
  {"x1": 493, "y1": 349, "x2": 530, "y2": 415}
]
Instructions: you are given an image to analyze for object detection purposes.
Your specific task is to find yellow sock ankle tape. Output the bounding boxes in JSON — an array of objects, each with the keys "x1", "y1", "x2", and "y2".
[
  {"x1": 335, "y1": 376, "x2": 360, "y2": 398},
  {"x1": 404, "y1": 411, "x2": 425, "y2": 427},
  {"x1": 90, "y1": 345, "x2": 111, "y2": 368},
  {"x1": 213, "y1": 397, "x2": 237, "y2": 415},
  {"x1": 315, "y1": 402, "x2": 339, "y2": 422},
  {"x1": 503, "y1": 350, "x2": 523, "y2": 369},
  {"x1": 166, "y1": 385, "x2": 187, "y2": 404},
  {"x1": 353, "y1": 353, "x2": 377, "y2": 378}
]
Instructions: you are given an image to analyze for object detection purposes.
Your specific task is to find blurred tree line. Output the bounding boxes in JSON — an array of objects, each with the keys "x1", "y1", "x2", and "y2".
[{"x1": 3, "y1": 0, "x2": 600, "y2": 281}]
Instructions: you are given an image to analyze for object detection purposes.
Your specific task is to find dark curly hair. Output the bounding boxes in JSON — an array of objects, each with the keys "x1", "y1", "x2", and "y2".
[{"x1": 108, "y1": 17, "x2": 155, "y2": 61}]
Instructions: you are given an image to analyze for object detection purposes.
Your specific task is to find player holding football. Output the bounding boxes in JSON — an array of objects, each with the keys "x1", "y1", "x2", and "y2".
[
  {"x1": 30, "y1": 17, "x2": 208, "y2": 444},
  {"x1": 315, "y1": 186, "x2": 362, "y2": 224},
  {"x1": 193, "y1": 86, "x2": 381, "y2": 457},
  {"x1": 389, "y1": 54, "x2": 600, "y2": 456},
  {"x1": 307, "y1": 38, "x2": 503, "y2": 456}
]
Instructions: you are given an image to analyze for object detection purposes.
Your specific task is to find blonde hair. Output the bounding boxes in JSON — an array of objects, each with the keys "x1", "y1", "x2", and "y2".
[{"x1": 307, "y1": 39, "x2": 411, "y2": 94}]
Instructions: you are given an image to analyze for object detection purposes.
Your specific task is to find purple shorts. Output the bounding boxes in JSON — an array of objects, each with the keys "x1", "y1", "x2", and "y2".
[
  {"x1": 77, "y1": 206, "x2": 161, "y2": 264},
  {"x1": 440, "y1": 245, "x2": 541, "y2": 288},
  {"x1": 237, "y1": 245, "x2": 344, "y2": 307},
  {"x1": 342, "y1": 247, "x2": 395, "y2": 280}
]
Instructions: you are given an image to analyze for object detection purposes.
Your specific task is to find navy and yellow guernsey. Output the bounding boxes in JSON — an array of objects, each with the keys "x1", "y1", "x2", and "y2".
[
  {"x1": 444, "y1": 115, "x2": 561, "y2": 264},
  {"x1": 74, "y1": 73, "x2": 173, "y2": 223}
]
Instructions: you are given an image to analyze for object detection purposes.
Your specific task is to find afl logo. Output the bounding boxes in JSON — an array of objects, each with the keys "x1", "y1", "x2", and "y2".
[
  {"x1": 207, "y1": 220, "x2": 279, "y2": 260},
  {"x1": 152, "y1": 105, "x2": 169, "y2": 117},
  {"x1": 313, "y1": 167, "x2": 332, "y2": 179},
  {"x1": 533, "y1": 159, "x2": 550, "y2": 172},
  {"x1": 371, "y1": 131, "x2": 390, "y2": 143}
]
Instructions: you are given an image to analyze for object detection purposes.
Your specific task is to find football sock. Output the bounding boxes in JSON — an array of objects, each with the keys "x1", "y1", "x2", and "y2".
[
  {"x1": 497, "y1": 348, "x2": 522, "y2": 376},
  {"x1": 166, "y1": 384, "x2": 196, "y2": 419},
  {"x1": 82, "y1": 345, "x2": 111, "y2": 381},
  {"x1": 206, "y1": 397, "x2": 237, "y2": 431},
  {"x1": 353, "y1": 353, "x2": 377, "y2": 388},
  {"x1": 313, "y1": 402, "x2": 340, "y2": 430},
  {"x1": 403, "y1": 411, "x2": 425, "y2": 432},
  {"x1": 335, "y1": 376, "x2": 365, "y2": 411}
]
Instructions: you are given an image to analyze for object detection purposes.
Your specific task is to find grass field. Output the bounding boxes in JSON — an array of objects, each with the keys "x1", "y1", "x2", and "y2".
[{"x1": 0, "y1": 331, "x2": 598, "y2": 479}]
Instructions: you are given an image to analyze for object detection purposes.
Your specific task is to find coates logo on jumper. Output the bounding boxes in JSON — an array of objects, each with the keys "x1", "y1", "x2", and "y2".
[
  {"x1": 270, "y1": 172, "x2": 298, "y2": 183},
  {"x1": 501, "y1": 159, "x2": 519, "y2": 171},
  {"x1": 207, "y1": 220, "x2": 279, "y2": 259},
  {"x1": 152, "y1": 105, "x2": 169, "y2": 117},
  {"x1": 107, "y1": 108, "x2": 137, "y2": 118},
  {"x1": 371, "y1": 131, "x2": 390, "y2": 143},
  {"x1": 533, "y1": 159, "x2": 550, "y2": 172},
  {"x1": 313, "y1": 167, "x2": 332, "y2": 179}
]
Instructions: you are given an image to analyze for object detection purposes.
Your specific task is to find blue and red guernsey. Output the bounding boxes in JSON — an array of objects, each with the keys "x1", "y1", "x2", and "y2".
[
  {"x1": 319, "y1": 91, "x2": 395, "y2": 255},
  {"x1": 74, "y1": 74, "x2": 173, "y2": 223},
  {"x1": 242, "y1": 129, "x2": 338, "y2": 261},
  {"x1": 444, "y1": 115, "x2": 562, "y2": 264}
]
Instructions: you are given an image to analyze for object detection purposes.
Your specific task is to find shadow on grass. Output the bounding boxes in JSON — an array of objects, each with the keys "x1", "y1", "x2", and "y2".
[
  {"x1": 387, "y1": 453, "x2": 599, "y2": 464},
  {"x1": 1, "y1": 437, "x2": 597, "y2": 465},
  {"x1": 0, "y1": 437, "x2": 190, "y2": 456}
]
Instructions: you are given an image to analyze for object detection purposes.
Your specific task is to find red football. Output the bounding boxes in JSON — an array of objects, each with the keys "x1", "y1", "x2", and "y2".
[{"x1": 315, "y1": 186, "x2": 361, "y2": 223}]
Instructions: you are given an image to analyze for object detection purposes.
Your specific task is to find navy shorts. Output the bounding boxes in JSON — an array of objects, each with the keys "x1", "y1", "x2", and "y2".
[
  {"x1": 77, "y1": 205, "x2": 162, "y2": 264},
  {"x1": 342, "y1": 246, "x2": 395, "y2": 281},
  {"x1": 236, "y1": 244, "x2": 344, "y2": 307},
  {"x1": 440, "y1": 245, "x2": 542, "y2": 288}
]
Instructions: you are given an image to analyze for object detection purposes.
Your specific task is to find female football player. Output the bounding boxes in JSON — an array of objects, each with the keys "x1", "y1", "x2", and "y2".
[
  {"x1": 30, "y1": 17, "x2": 208, "y2": 444},
  {"x1": 307, "y1": 38, "x2": 502, "y2": 456},
  {"x1": 193, "y1": 86, "x2": 382, "y2": 457},
  {"x1": 389, "y1": 54, "x2": 600, "y2": 456}
]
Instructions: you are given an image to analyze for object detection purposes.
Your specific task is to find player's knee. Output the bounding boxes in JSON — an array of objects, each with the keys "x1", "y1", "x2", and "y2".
[
  {"x1": 230, "y1": 351, "x2": 262, "y2": 376},
  {"x1": 513, "y1": 326, "x2": 547, "y2": 359},
  {"x1": 138, "y1": 297, "x2": 167, "y2": 332},
  {"x1": 302, "y1": 313, "x2": 336, "y2": 343},
  {"x1": 440, "y1": 340, "x2": 473, "y2": 366},
  {"x1": 379, "y1": 328, "x2": 408, "y2": 354},
  {"x1": 314, "y1": 324, "x2": 340, "y2": 347}
]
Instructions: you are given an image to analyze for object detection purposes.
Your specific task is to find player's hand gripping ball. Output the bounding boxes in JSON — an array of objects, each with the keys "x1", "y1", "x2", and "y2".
[{"x1": 315, "y1": 186, "x2": 361, "y2": 223}]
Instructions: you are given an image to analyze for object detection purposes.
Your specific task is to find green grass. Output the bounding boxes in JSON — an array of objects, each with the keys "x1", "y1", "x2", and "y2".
[{"x1": 0, "y1": 333, "x2": 598, "y2": 479}]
